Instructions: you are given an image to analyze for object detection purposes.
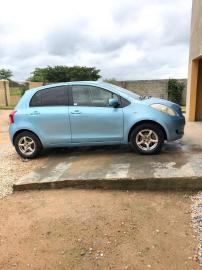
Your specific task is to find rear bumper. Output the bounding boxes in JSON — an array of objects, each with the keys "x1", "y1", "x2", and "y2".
[{"x1": 9, "y1": 124, "x2": 15, "y2": 145}]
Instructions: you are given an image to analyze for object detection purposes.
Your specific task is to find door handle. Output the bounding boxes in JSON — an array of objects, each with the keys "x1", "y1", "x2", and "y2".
[
  {"x1": 30, "y1": 111, "x2": 40, "y2": 115},
  {"x1": 71, "y1": 110, "x2": 81, "y2": 114}
]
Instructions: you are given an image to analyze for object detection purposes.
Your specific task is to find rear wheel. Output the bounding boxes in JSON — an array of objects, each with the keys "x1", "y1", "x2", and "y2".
[
  {"x1": 130, "y1": 123, "x2": 164, "y2": 155},
  {"x1": 14, "y1": 131, "x2": 42, "y2": 159}
]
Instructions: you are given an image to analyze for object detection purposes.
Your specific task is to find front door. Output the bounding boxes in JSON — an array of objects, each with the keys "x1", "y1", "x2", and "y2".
[{"x1": 69, "y1": 85, "x2": 123, "y2": 143}]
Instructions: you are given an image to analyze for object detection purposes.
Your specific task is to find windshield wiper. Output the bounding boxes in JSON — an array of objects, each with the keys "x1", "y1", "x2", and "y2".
[{"x1": 139, "y1": 95, "x2": 152, "y2": 100}]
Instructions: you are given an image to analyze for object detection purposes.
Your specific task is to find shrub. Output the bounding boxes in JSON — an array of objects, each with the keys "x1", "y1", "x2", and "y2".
[{"x1": 168, "y1": 79, "x2": 185, "y2": 105}]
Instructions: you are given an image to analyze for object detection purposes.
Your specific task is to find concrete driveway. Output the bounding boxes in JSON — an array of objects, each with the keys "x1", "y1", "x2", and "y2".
[{"x1": 14, "y1": 122, "x2": 202, "y2": 191}]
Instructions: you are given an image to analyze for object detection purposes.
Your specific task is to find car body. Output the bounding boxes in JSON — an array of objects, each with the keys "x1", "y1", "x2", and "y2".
[{"x1": 9, "y1": 81, "x2": 185, "y2": 158}]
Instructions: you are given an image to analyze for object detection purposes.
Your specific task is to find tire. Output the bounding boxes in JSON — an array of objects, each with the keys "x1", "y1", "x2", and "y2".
[
  {"x1": 130, "y1": 123, "x2": 164, "y2": 155},
  {"x1": 14, "y1": 131, "x2": 42, "y2": 159}
]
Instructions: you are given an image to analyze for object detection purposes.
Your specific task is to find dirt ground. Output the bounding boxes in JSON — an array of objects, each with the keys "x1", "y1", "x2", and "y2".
[{"x1": 0, "y1": 189, "x2": 200, "y2": 270}]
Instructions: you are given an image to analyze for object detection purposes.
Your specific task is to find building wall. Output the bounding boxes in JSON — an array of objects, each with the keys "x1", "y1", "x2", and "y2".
[
  {"x1": 189, "y1": 0, "x2": 202, "y2": 60},
  {"x1": 186, "y1": 0, "x2": 202, "y2": 121},
  {"x1": 115, "y1": 79, "x2": 187, "y2": 105},
  {"x1": 196, "y1": 59, "x2": 202, "y2": 120}
]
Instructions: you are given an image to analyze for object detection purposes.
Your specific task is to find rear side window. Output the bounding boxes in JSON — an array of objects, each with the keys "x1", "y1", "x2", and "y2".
[
  {"x1": 30, "y1": 86, "x2": 68, "y2": 107},
  {"x1": 30, "y1": 91, "x2": 41, "y2": 107}
]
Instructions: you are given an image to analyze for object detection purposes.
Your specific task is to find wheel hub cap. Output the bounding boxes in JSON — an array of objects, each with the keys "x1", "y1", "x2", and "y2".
[
  {"x1": 18, "y1": 136, "x2": 36, "y2": 156},
  {"x1": 136, "y1": 129, "x2": 159, "y2": 151}
]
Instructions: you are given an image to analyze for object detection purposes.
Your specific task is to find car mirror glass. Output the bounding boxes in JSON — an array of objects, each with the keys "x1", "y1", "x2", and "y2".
[{"x1": 108, "y1": 98, "x2": 119, "y2": 107}]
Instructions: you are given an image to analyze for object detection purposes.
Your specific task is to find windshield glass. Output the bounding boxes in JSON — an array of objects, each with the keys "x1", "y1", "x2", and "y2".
[{"x1": 107, "y1": 84, "x2": 140, "y2": 99}]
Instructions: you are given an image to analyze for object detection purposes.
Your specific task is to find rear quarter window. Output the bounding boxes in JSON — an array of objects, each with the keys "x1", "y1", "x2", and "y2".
[
  {"x1": 30, "y1": 91, "x2": 41, "y2": 107},
  {"x1": 30, "y1": 86, "x2": 68, "y2": 107}
]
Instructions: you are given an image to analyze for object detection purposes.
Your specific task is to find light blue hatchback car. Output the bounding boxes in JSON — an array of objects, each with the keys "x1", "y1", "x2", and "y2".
[{"x1": 9, "y1": 81, "x2": 185, "y2": 158}]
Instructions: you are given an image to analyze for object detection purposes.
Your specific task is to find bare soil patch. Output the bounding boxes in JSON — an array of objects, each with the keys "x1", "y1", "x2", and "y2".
[{"x1": 0, "y1": 189, "x2": 200, "y2": 270}]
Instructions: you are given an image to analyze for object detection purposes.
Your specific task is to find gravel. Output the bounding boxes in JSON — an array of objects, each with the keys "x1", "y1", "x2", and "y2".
[
  {"x1": 190, "y1": 192, "x2": 202, "y2": 264},
  {"x1": 0, "y1": 110, "x2": 46, "y2": 199},
  {"x1": 0, "y1": 143, "x2": 45, "y2": 198}
]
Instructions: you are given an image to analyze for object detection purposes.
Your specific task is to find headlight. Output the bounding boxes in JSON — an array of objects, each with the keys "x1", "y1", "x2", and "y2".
[{"x1": 150, "y1": 104, "x2": 176, "y2": 116}]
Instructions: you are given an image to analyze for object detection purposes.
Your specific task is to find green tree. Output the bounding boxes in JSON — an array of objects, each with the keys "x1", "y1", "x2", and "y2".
[
  {"x1": 0, "y1": 69, "x2": 13, "y2": 80},
  {"x1": 168, "y1": 78, "x2": 185, "y2": 105},
  {"x1": 27, "y1": 68, "x2": 48, "y2": 82},
  {"x1": 28, "y1": 66, "x2": 101, "y2": 83}
]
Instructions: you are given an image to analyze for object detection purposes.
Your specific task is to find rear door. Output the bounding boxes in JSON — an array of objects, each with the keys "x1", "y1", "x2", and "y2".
[
  {"x1": 69, "y1": 85, "x2": 124, "y2": 143},
  {"x1": 28, "y1": 85, "x2": 71, "y2": 145}
]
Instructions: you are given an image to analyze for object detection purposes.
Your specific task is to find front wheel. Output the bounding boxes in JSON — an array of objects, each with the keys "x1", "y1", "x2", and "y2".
[
  {"x1": 14, "y1": 131, "x2": 42, "y2": 159},
  {"x1": 130, "y1": 123, "x2": 164, "y2": 155}
]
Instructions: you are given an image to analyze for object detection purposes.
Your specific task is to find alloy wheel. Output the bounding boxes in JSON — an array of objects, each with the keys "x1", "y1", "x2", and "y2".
[
  {"x1": 18, "y1": 136, "x2": 36, "y2": 156},
  {"x1": 135, "y1": 129, "x2": 159, "y2": 151}
]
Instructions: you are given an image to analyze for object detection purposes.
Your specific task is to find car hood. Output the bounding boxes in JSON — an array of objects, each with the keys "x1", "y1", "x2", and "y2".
[{"x1": 139, "y1": 97, "x2": 182, "y2": 115}]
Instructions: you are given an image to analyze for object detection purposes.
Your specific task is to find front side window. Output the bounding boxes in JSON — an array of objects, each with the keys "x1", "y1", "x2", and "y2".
[
  {"x1": 30, "y1": 86, "x2": 68, "y2": 107},
  {"x1": 72, "y1": 85, "x2": 118, "y2": 107}
]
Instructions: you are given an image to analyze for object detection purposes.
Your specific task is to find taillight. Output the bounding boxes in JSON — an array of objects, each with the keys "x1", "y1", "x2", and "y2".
[{"x1": 9, "y1": 110, "x2": 16, "y2": 124}]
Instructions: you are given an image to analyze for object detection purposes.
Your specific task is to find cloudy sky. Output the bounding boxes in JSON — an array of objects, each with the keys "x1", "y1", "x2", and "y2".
[{"x1": 0, "y1": 0, "x2": 192, "y2": 81}]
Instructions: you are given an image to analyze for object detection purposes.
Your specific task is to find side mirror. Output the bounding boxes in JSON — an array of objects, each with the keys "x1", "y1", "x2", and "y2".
[{"x1": 108, "y1": 98, "x2": 119, "y2": 108}]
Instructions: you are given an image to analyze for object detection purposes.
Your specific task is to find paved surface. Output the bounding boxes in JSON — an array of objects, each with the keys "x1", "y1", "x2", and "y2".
[{"x1": 14, "y1": 122, "x2": 202, "y2": 191}]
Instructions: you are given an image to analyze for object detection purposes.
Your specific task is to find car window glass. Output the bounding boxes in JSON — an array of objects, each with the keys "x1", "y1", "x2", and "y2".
[
  {"x1": 41, "y1": 87, "x2": 67, "y2": 106},
  {"x1": 121, "y1": 97, "x2": 131, "y2": 107},
  {"x1": 30, "y1": 86, "x2": 67, "y2": 107},
  {"x1": 30, "y1": 91, "x2": 41, "y2": 107},
  {"x1": 72, "y1": 85, "x2": 118, "y2": 107},
  {"x1": 72, "y1": 85, "x2": 91, "y2": 106}
]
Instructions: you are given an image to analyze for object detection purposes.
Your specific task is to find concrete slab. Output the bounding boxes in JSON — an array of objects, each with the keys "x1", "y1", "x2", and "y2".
[{"x1": 14, "y1": 122, "x2": 202, "y2": 191}]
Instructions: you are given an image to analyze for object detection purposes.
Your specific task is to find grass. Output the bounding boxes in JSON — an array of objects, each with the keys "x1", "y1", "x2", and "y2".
[
  {"x1": 0, "y1": 105, "x2": 15, "y2": 110},
  {"x1": 9, "y1": 87, "x2": 23, "y2": 96},
  {"x1": 181, "y1": 106, "x2": 186, "y2": 113}
]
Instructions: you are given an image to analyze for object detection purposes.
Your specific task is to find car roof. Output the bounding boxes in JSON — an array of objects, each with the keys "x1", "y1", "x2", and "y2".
[
  {"x1": 26, "y1": 81, "x2": 139, "y2": 99},
  {"x1": 27, "y1": 81, "x2": 114, "y2": 94}
]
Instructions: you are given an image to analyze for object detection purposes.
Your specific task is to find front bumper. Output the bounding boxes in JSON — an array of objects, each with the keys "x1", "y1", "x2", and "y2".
[{"x1": 165, "y1": 115, "x2": 185, "y2": 141}]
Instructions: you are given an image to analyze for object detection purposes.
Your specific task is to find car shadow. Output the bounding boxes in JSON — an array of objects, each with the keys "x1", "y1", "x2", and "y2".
[{"x1": 39, "y1": 141, "x2": 186, "y2": 158}]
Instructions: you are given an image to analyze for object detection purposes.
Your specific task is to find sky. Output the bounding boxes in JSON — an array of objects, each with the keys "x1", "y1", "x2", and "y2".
[{"x1": 0, "y1": 0, "x2": 192, "y2": 81}]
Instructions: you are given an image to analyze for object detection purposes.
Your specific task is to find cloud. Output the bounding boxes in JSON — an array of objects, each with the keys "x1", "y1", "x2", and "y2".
[{"x1": 0, "y1": 0, "x2": 192, "y2": 81}]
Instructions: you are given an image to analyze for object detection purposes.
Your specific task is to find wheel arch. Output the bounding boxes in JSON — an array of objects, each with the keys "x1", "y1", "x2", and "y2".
[
  {"x1": 128, "y1": 120, "x2": 167, "y2": 142},
  {"x1": 13, "y1": 129, "x2": 43, "y2": 147}
]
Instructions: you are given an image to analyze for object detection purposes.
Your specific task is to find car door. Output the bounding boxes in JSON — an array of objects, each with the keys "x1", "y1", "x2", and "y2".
[
  {"x1": 69, "y1": 85, "x2": 124, "y2": 143},
  {"x1": 28, "y1": 85, "x2": 71, "y2": 145}
]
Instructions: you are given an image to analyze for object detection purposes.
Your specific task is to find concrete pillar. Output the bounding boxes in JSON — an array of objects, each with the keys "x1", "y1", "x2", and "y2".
[
  {"x1": 27, "y1": 81, "x2": 43, "y2": 89},
  {"x1": 195, "y1": 59, "x2": 202, "y2": 120},
  {"x1": 186, "y1": 60, "x2": 199, "y2": 121},
  {"x1": 0, "y1": 80, "x2": 10, "y2": 106},
  {"x1": 186, "y1": 0, "x2": 202, "y2": 121}
]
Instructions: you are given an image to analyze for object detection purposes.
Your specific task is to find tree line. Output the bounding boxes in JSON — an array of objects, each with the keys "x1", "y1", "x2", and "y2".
[{"x1": 0, "y1": 66, "x2": 101, "y2": 82}]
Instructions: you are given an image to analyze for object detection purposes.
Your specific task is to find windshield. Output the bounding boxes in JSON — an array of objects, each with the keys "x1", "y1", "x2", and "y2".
[{"x1": 107, "y1": 84, "x2": 140, "y2": 99}]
